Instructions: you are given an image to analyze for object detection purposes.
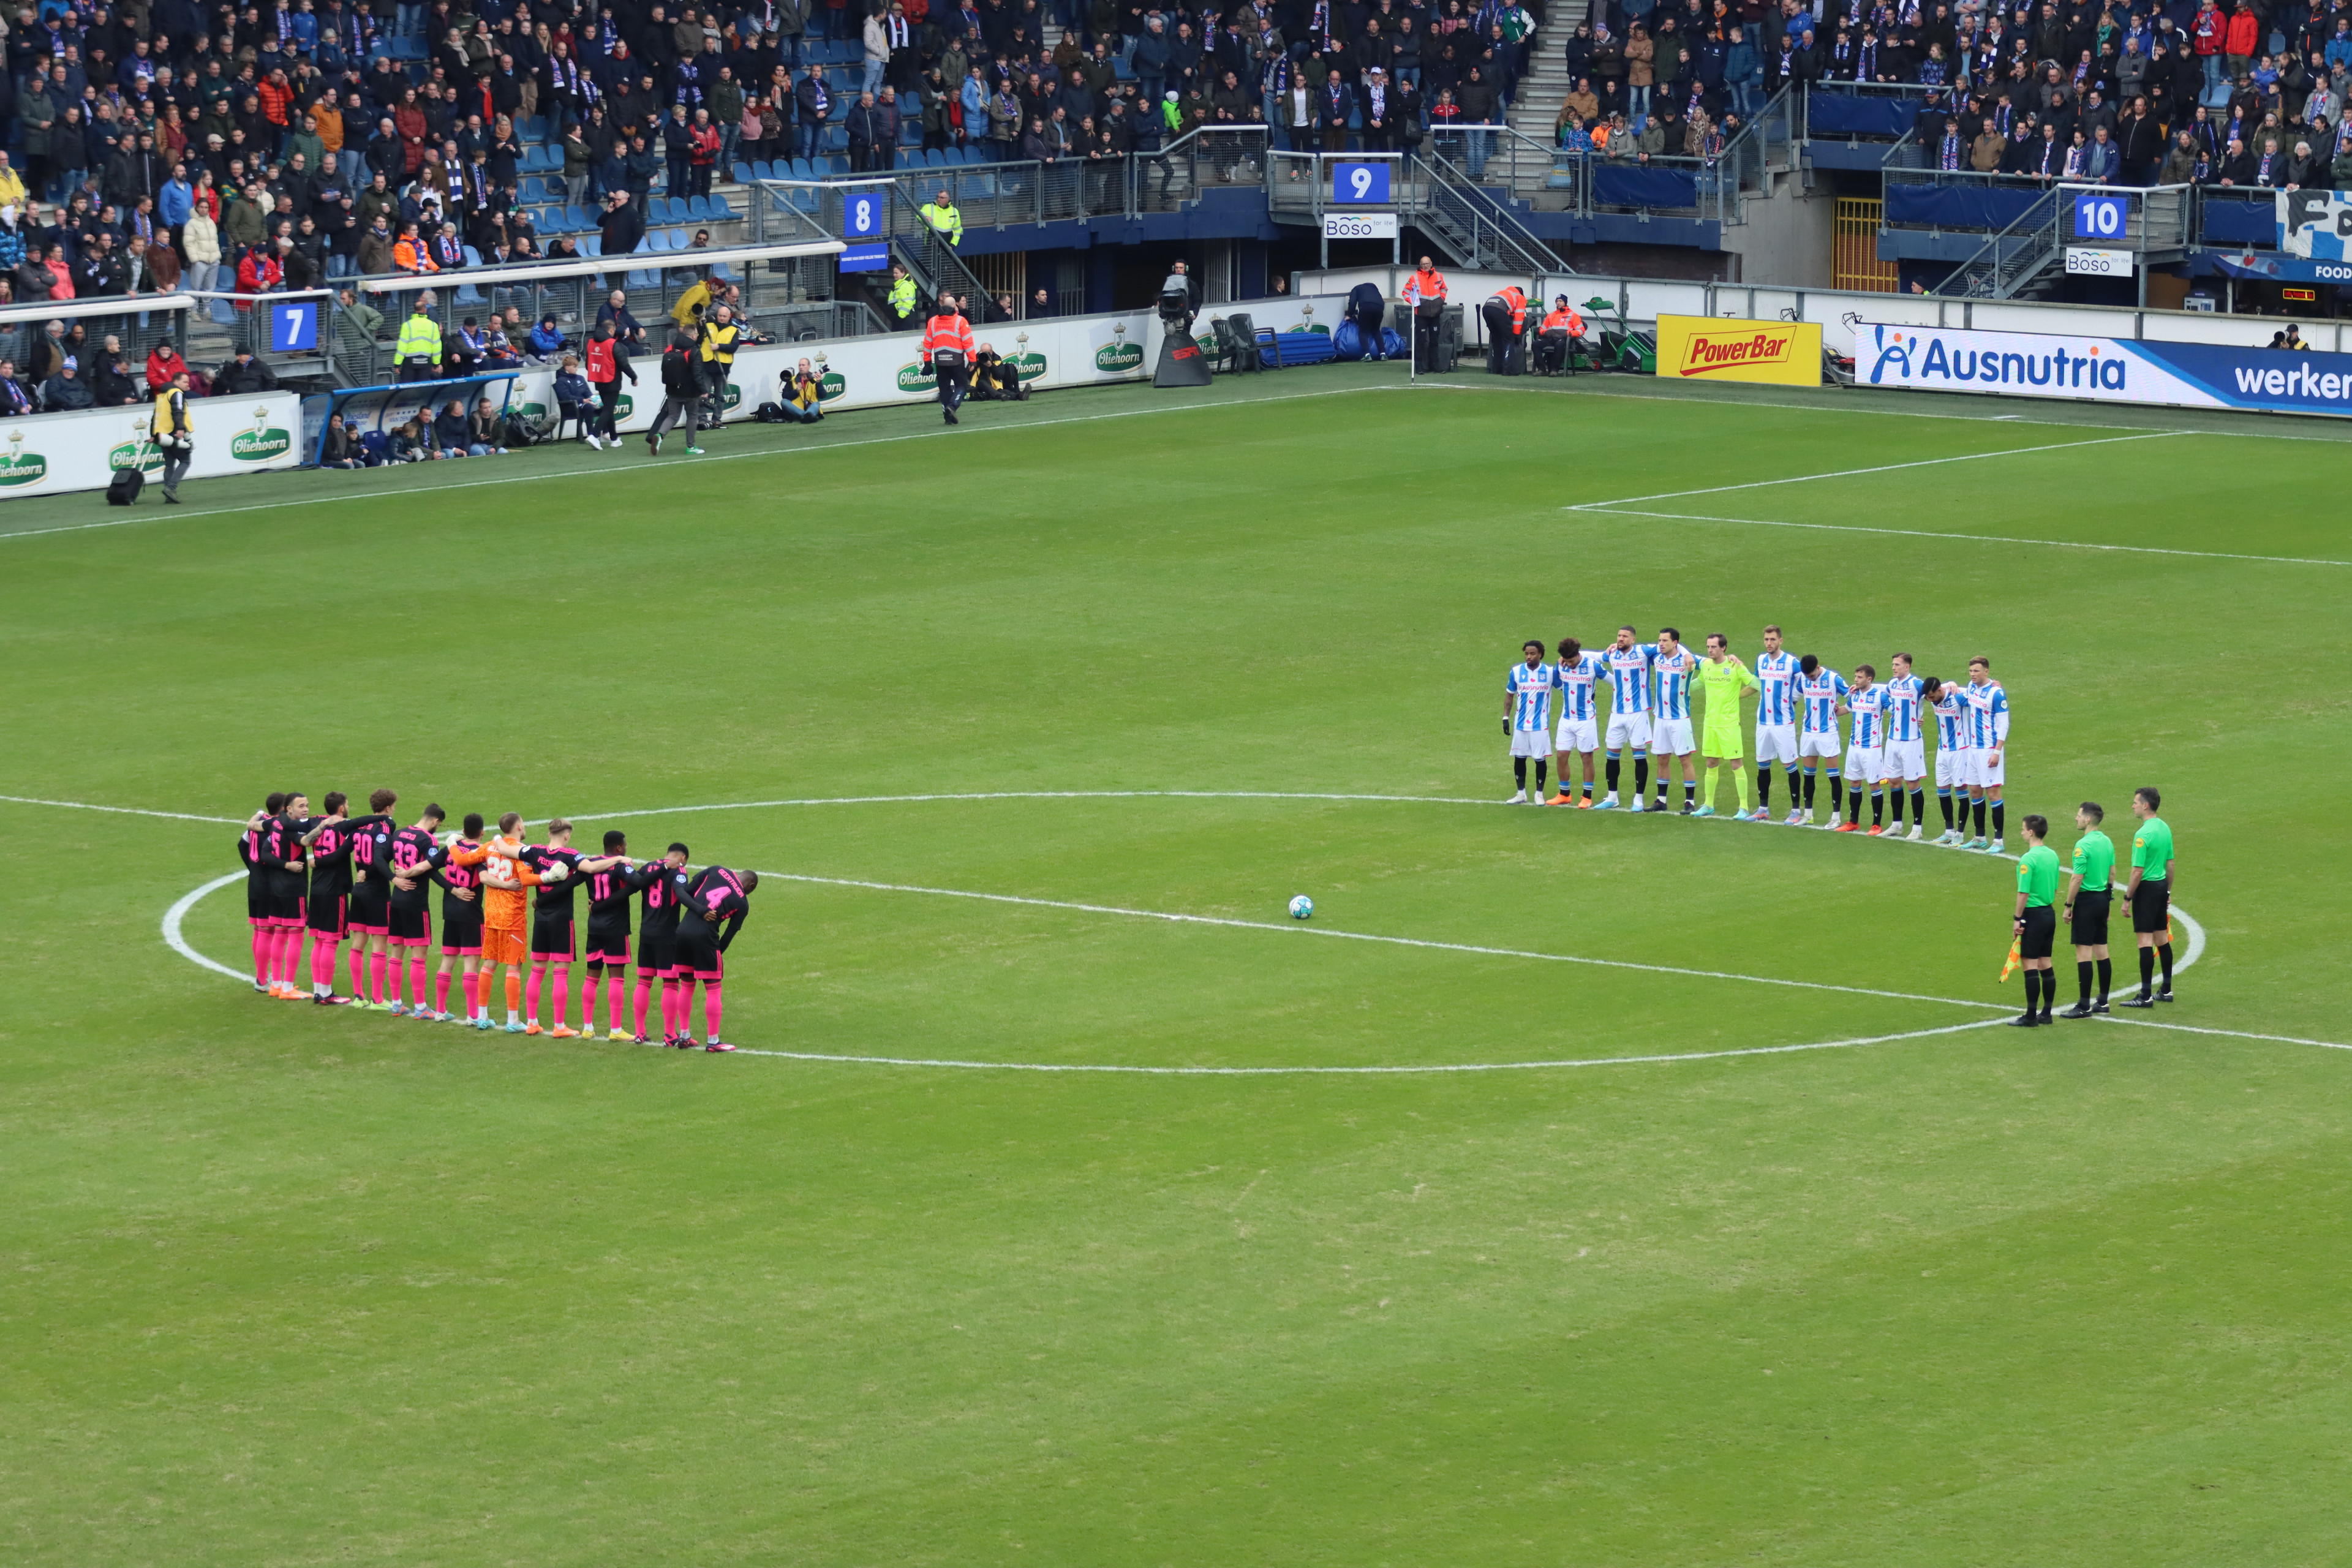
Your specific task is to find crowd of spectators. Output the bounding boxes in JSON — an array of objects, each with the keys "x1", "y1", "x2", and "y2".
[{"x1": 1548, "y1": 0, "x2": 2352, "y2": 191}]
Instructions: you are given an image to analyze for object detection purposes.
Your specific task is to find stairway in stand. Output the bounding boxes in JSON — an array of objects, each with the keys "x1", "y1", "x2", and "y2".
[{"x1": 1501, "y1": 22, "x2": 1574, "y2": 210}]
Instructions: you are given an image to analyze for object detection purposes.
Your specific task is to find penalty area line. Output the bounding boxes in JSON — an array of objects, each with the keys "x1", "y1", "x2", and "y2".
[
  {"x1": 1567, "y1": 506, "x2": 2352, "y2": 568},
  {"x1": 1569, "y1": 431, "x2": 2174, "y2": 509}
]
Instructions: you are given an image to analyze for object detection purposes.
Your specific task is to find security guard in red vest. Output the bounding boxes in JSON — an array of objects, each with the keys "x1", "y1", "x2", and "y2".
[
  {"x1": 1401, "y1": 255, "x2": 1449, "y2": 370},
  {"x1": 1482, "y1": 284, "x2": 1531, "y2": 375},
  {"x1": 921, "y1": 295, "x2": 977, "y2": 424},
  {"x1": 1534, "y1": 295, "x2": 1586, "y2": 375}
]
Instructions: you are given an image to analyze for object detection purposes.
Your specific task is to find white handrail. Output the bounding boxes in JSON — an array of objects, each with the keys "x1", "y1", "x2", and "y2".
[{"x1": 349, "y1": 238, "x2": 844, "y2": 294}]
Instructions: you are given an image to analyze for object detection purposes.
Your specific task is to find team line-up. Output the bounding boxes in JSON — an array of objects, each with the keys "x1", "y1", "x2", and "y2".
[
  {"x1": 1506, "y1": 624, "x2": 2015, "y2": 846},
  {"x1": 237, "y1": 791, "x2": 760, "y2": 1050}
]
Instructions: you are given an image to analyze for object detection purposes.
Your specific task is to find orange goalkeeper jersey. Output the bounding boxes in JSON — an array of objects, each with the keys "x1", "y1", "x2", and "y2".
[{"x1": 450, "y1": 836, "x2": 539, "y2": 929}]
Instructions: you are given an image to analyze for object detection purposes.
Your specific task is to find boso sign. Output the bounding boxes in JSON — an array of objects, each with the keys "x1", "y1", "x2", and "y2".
[{"x1": 1858, "y1": 321, "x2": 2352, "y2": 417}]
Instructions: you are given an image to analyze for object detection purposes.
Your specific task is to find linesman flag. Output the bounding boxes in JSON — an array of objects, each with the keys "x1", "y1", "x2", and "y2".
[{"x1": 1999, "y1": 937, "x2": 2022, "y2": 982}]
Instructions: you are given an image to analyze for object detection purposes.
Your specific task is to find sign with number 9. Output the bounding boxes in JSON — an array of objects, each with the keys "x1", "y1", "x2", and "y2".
[{"x1": 1330, "y1": 161, "x2": 1392, "y2": 205}]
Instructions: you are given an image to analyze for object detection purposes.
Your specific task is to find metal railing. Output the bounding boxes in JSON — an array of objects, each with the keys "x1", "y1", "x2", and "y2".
[
  {"x1": 325, "y1": 239, "x2": 845, "y2": 385},
  {"x1": 2, "y1": 292, "x2": 195, "y2": 404},
  {"x1": 1931, "y1": 186, "x2": 2061, "y2": 297}
]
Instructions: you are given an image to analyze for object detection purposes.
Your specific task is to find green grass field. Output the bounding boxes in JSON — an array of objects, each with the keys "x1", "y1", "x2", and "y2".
[{"x1": 6, "y1": 365, "x2": 2350, "y2": 1566}]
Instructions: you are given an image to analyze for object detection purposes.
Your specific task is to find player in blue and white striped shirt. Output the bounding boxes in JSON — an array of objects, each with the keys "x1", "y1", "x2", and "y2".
[
  {"x1": 1959, "y1": 655, "x2": 2011, "y2": 851},
  {"x1": 1837, "y1": 665, "x2": 1893, "y2": 834},
  {"x1": 1926, "y1": 673, "x2": 1978, "y2": 845},
  {"x1": 1548, "y1": 637, "x2": 1608, "y2": 806},
  {"x1": 1752, "y1": 625, "x2": 1802, "y2": 820},
  {"x1": 1594, "y1": 627, "x2": 1656, "y2": 812},
  {"x1": 1792, "y1": 654, "x2": 1848, "y2": 826},
  {"x1": 1646, "y1": 628, "x2": 1703, "y2": 814},
  {"x1": 1881, "y1": 652, "x2": 1928, "y2": 840},
  {"x1": 1502, "y1": 640, "x2": 1560, "y2": 804}
]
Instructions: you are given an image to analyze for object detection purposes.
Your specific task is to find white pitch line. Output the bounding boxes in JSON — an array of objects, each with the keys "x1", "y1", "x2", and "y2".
[
  {"x1": 1568, "y1": 506, "x2": 2352, "y2": 568},
  {"x1": 164, "y1": 872, "x2": 251, "y2": 981},
  {"x1": 12, "y1": 784, "x2": 2209, "y2": 983},
  {"x1": 2099, "y1": 1016, "x2": 2352, "y2": 1050},
  {"x1": 0, "y1": 384, "x2": 1387, "y2": 542},
  {"x1": 699, "y1": 1019, "x2": 2013, "y2": 1073},
  {"x1": 571, "y1": 788, "x2": 1506, "y2": 821},
  {"x1": 1568, "y1": 431, "x2": 2174, "y2": 509},
  {"x1": 0, "y1": 793, "x2": 246, "y2": 824}
]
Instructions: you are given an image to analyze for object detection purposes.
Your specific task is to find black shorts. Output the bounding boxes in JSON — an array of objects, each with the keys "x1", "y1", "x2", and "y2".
[
  {"x1": 2131, "y1": 878, "x2": 2171, "y2": 935},
  {"x1": 270, "y1": 891, "x2": 306, "y2": 925},
  {"x1": 247, "y1": 878, "x2": 270, "y2": 923},
  {"x1": 389, "y1": 905, "x2": 432, "y2": 945},
  {"x1": 530, "y1": 918, "x2": 576, "y2": 961},
  {"x1": 672, "y1": 929, "x2": 723, "y2": 980},
  {"x1": 440, "y1": 911, "x2": 484, "y2": 956},
  {"x1": 635, "y1": 929, "x2": 675, "y2": 976},
  {"x1": 2069, "y1": 888, "x2": 2111, "y2": 949},
  {"x1": 306, "y1": 894, "x2": 349, "y2": 937},
  {"x1": 2018, "y1": 904, "x2": 2057, "y2": 962},
  {"x1": 349, "y1": 882, "x2": 391, "y2": 934},
  {"x1": 584, "y1": 921, "x2": 630, "y2": 967}
]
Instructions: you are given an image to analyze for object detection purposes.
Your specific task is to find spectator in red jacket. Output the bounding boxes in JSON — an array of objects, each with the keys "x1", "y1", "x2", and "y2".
[
  {"x1": 686, "y1": 108, "x2": 723, "y2": 197},
  {"x1": 2223, "y1": 1, "x2": 2261, "y2": 82},
  {"x1": 145, "y1": 342, "x2": 189, "y2": 391},
  {"x1": 235, "y1": 243, "x2": 284, "y2": 310}
]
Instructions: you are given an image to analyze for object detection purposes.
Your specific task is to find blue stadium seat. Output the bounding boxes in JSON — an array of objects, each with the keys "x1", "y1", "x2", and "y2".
[
  {"x1": 732, "y1": 161, "x2": 755, "y2": 184},
  {"x1": 579, "y1": 233, "x2": 601, "y2": 256},
  {"x1": 520, "y1": 115, "x2": 548, "y2": 141},
  {"x1": 566, "y1": 203, "x2": 594, "y2": 230},
  {"x1": 788, "y1": 157, "x2": 815, "y2": 179},
  {"x1": 644, "y1": 229, "x2": 673, "y2": 252},
  {"x1": 688, "y1": 194, "x2": 720, "y2": 221},
  {"x1": 824, "y1": 154, "x2": 850, "y2": 174}
]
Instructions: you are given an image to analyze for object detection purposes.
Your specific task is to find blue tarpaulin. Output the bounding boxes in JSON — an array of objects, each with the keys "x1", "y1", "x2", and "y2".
[
  {"x1": 1593, "y1": 165, "x2": 1700, "y2": 209},
  {"x1": 1806, "y1": 92, "x2": 1917, "y2": 138},
  {"x1": 2200, "y1": 195, "x2": 2274, "y2": 244},
  {"x1": 1884, "y1": 183, "x2": 2043, "y2": 232}
]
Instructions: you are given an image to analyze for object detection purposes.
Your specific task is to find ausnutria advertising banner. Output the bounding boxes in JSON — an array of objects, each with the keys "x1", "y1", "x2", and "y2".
[{"x1": 1857, "y1": 320, "x2": 2352, "y2": 417}]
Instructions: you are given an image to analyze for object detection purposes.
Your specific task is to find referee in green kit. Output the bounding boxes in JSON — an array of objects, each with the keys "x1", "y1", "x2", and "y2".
[
  {"x1": 2009, "y1": 814, "x2": 2061, "y2": 1027},
  {"x1": 2057, "y1": 801, "x2": 2116, "y2": 1019},
  {"x1": 2117, "y1": 786, "x2": 2177, "y2": 1008}
]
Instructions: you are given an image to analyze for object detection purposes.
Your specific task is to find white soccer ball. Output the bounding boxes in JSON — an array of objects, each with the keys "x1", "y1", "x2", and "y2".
[{"x1": 1288, "y1": 895, "x2": 1314, "y2": 921}]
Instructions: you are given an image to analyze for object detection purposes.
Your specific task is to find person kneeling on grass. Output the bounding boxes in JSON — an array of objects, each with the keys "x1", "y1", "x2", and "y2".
[{"x1": 782, "y1": 358, "x2": 825, "y2": 423}]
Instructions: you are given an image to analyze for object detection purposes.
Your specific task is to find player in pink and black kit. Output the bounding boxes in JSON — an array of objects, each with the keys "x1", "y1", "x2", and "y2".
[
  {"x1": 300, "y1": 792, "x2": 360, "y2": 1005},
  {"x1": 633, "y1": 846, "x2": 694, "y2": 1046},
  {"x1": 238, "y1": 794, "x2": 288, "y2": 993},
  {"x1": 428, "y1": 814, "x2": 490, "y2": 1025},
  {"x1": 671, "y1": 864, "x2": 758, "y2": 1051},
  {"x1": 517, "y1": 819, "x2": 627, "y2": 1037},
  {"x1": 581, "y1": 831, "x2": 647, "y2": 1041},
  {"x1": 334, "y1": 790, "x2": 403, "y2": 1009},
  {"x1": 386, "y1": 803, "x2": 447, "y2": 1017},
  {"x1": 255, "y1": 793, "x2": 312, "y2": 998}
]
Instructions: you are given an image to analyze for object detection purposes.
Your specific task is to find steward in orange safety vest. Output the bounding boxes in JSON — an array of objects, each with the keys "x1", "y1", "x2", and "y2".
[
  {"x1": 1403, "y1": 255, "x2": 1450, "y2": 370},
  {"x1": 920, "y1": 300, "x2": 976, "y2": 425},
  {"x1": 1536, "y1": 296, "x2": 1586, "y2": 375}
]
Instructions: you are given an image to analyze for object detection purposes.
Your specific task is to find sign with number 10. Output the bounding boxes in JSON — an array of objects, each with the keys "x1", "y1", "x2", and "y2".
[{"x1": 1330, "y1": 161, "x2": 1392, "y2": 205}]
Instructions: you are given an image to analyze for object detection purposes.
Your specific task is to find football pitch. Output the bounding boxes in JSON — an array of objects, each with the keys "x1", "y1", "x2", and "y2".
[{"x1": 6, "y1": 365, "x2": 2350, "y2": 1566}]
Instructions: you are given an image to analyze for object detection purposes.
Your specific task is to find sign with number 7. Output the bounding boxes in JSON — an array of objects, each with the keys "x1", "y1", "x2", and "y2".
[{"x1": 270, "y1": 301, "x2": 319, "y2": 353}]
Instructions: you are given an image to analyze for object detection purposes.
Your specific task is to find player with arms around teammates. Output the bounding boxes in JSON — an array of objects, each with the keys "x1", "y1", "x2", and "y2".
[
  {"x1": 1503, "y1": 640, "x2": 1560, "y2": 804},
  {"x1": 1547, "y1": 638, "x2": 1608, "y2": 807},
  {"x1": 1750, "y1": 625, "x2": 1802, "y2": 821}
]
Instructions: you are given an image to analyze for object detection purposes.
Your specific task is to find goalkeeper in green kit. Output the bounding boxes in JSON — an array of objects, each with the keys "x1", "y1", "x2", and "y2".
[{"x1": 1695, "y1": 633, "x2": 1762, "y2": 818}]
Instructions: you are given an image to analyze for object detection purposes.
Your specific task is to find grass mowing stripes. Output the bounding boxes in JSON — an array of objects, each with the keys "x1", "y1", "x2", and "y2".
[{"x1": 2, "y1": 366, "x2": 2348, "y2": 1565}]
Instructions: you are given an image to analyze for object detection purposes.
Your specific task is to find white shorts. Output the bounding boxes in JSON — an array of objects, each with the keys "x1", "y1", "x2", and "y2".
[
  {"x1": 1555, "y1": 715, "x2": 1598, "y2": 753},
  {"x1": 1798, "y1": 728, "x2": 1842, "y2": 760},
  {"x1": 1510, "y1": 728, "x2": 1551, "y2": 758},
  {"x1": 1755, "y1": 722, "x2": 1798, "y2": 764},
  {"x1": 1971, "y1": 748, "x2": 2006, "y2": 788},
  {"x1": 1885, "y1": 738, "x2": 1926, "y2": 780},
  {"x1": 1844, "y1": 744, "x2": 1885, "y2": 783},
  {"x1": 1605, "y1": 710, "x2": 1651, "y2": 752},
  {"x1": 1934, "y1": 747, "x2": 1972, "y2": 789},
  {"x1": 1651, "y1": 716, "x2": 1695, "y2": 756}
]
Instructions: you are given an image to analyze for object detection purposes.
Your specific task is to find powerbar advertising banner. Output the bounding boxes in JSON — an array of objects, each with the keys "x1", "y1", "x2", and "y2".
[
  {"x1": 1654, "y1": 314, "x2": 1823, "y2": 386},
  {"x1": 0, "y1": 391, "x2": 303, "y2": 496},
  {"x1": 1857, "y1": 320, "x2": 2352, "y2": 417}
]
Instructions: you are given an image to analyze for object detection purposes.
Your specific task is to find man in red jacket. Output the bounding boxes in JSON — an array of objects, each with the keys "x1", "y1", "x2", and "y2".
[{"x1": 2222, "y1": 0, "x2": 2260, "y2": 84}]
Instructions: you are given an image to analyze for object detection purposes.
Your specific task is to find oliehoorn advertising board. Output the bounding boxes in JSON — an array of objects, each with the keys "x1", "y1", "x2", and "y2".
[{"x1": 0, "y1": 391, "x2": 304, "y2": 496}]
